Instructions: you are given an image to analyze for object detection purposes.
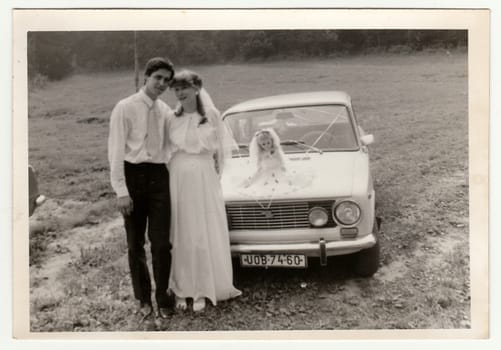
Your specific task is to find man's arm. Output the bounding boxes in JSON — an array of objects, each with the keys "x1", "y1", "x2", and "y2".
[{"x1": 108, "y1": 102, "x2": 133, "y2": 215}]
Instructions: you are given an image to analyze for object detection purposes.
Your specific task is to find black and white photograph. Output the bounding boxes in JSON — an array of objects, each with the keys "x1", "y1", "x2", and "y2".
[{"x1": 9, "y1": 7, "x2": 490, "y2": 342}]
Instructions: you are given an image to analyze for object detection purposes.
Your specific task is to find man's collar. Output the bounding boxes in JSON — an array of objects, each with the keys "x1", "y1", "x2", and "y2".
[{"x1": 138, "y1": 88, "x2": 155, "y2": 108}]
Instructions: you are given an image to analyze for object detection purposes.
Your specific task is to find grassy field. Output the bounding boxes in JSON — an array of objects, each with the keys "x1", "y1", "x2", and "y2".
[{"x1": 28, "y1": 50, "x2": 469, "y2": 332}]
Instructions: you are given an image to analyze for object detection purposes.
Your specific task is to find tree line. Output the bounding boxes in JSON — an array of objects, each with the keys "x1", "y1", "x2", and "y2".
[{"x1": 28, "y1": 30, "x2": 466, "y2": 81}]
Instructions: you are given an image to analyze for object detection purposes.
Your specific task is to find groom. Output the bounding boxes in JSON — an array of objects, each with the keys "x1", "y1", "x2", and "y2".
[{"x1": 108, "y1": 57, "x2": 174, "y2": 319}]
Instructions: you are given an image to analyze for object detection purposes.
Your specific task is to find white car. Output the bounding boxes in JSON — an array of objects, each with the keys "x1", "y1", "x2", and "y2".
[{"x1": 221, "y1": 91, "x2": 380, "y2": 277}]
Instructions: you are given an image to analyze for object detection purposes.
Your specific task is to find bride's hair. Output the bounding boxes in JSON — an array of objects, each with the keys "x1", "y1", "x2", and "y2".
[{"x1": 169, "y1": 69, "x2": 207, "y2": 124}]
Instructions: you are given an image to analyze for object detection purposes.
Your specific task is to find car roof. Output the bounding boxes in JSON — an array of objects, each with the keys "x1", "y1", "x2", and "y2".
[{"x1": 223, "y1": 91, "x2": 352, "y2": 116}]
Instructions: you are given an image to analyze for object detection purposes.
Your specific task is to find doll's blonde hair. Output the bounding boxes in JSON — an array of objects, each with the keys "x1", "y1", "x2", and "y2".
[{"x1": 249, "y1": 128, "x2": 286, "y2": 170}]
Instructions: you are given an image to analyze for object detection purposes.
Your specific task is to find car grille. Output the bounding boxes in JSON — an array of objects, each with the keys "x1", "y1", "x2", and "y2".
[{"x1": 226, "y1": 200, "x2": 336, "y2": 230}]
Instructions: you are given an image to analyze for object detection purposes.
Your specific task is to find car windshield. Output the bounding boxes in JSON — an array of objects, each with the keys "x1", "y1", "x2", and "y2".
[{"x1": 224, "y1": 105, "x2": 358, "y2": 156}]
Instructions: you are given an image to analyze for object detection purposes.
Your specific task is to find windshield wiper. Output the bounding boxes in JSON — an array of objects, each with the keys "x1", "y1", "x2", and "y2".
[{"x1": 280, "y1": 140, "x2": 323, "y2": 154}]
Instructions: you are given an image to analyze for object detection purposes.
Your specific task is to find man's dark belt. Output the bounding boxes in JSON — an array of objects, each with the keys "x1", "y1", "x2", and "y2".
[{"x1": 124, "y1": 161, "x2": 165, "y2": 169}]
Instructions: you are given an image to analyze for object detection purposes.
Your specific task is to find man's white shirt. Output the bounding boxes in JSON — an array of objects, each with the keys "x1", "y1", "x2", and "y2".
[{"x1": 108, "y1": 89, "x2": 173, "y2": 197}]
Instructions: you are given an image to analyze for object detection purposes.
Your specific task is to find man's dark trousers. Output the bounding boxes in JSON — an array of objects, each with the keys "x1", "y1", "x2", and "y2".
[{"x1": 123, "y1": 161, "x2": 171, "y2": 309}]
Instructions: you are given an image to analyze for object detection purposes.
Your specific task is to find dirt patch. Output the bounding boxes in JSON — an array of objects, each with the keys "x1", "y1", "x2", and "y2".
[{"x1": 30, "y1": 202, "x2": 125, "y2": 309}]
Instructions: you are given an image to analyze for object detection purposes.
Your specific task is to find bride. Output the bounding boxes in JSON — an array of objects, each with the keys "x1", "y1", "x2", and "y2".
[{"x1": 166, "y1": 69, "x2": 241, "y2": 312}]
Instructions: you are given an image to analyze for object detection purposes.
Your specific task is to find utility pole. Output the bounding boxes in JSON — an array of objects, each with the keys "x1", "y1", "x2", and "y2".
[{"x1": 134, "y1": 31, "x2": 139, "y2": 92}]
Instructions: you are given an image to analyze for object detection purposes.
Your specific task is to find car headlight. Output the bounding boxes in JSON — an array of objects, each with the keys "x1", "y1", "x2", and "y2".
[
  {"x1": 309, "y1": 207, "x2": 329, "y2": 227},
  {"x1": 334, "y1": 201, "x2": 361, "y2": 226}
]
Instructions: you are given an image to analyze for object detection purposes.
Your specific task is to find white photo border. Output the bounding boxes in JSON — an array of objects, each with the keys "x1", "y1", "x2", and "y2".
[{"x1": 9, "y1": 6, "x2": 490, "y2": 344}]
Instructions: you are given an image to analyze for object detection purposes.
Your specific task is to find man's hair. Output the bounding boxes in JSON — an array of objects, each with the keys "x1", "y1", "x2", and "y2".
[{"x1": 144, "y1": 57, "x2": 174, "y2": 77}]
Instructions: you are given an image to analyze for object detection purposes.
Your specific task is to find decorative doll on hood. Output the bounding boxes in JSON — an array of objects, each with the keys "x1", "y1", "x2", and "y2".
[
  {"x1": 236, "y1": 128, "x2": 314, "y2": 202},
  {"x1": 249, "y1": 128, "x2": 286, "y2": 173},
  {"x1": 243, "y1": 128, "x2": 291, "y2": 190}
]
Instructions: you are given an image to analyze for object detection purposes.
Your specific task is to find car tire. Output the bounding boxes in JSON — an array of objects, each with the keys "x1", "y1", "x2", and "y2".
[{"x1": 352, "y1": 223, "x2": 380, "y2": 277}]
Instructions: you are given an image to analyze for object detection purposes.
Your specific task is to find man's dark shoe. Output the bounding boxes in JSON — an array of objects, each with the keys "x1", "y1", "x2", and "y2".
[
  {"x1": 137, "y1": 302, "x2": 153, "y2": 317},
  {"x1": 158, "y1": 307, "x2": 172, "y2": 319}
]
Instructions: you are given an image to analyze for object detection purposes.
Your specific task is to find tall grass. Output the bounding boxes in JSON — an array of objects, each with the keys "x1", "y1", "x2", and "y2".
[
  {"x1": 29, "y1": 52, "x2": 467, "y2": 209},
  {"x1": 28, "y1": 52, "x2": 469, "y2": 331}
]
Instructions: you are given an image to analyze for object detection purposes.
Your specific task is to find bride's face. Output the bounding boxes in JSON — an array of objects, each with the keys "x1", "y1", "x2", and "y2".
[{"x1": 173, "y1": 84, "x2": 198, "y2": 107}]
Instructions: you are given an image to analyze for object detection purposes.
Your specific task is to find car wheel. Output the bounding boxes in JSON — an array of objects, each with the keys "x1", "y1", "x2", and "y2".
[{"x1": 352, "y1": 223, "x2": 380, "y2": 277}]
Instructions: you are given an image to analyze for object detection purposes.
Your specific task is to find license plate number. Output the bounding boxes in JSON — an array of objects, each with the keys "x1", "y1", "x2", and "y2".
[{"x1": 240, "y1": 254, "x2": 307, "y2": 268}]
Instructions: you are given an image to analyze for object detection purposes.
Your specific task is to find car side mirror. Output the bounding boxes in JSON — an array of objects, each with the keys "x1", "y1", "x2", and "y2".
[{"x1": 360, "y1": 134, "x2": 374, "y2": 146}]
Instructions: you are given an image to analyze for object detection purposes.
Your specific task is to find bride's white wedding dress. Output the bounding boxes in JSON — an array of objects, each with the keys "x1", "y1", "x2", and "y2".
[{"x1": 167, "y1": 110, "x2": 241, "y2": 306}]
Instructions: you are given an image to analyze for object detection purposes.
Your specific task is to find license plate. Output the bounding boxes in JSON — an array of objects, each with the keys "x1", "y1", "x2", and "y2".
[{"x1": 240, "y1": 253, "x2": 307, "y2": 268}]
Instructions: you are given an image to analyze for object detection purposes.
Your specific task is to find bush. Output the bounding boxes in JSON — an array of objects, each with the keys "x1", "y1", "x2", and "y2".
[
  {"x1": 29, "y1": 73, "x2": 48, "y2": 91},
  {"x1": 182, "y1": 42, "x2": 218, "y2": 64},
  {"x1": 28, "y1": 32, "x2": 74, "y2": 81},
  {"x1": 387, "y1": 45, "x2": 413, "y2": 54},
  {"x1": 240, "y1": 31, "x2": 275, "y2": 60}
]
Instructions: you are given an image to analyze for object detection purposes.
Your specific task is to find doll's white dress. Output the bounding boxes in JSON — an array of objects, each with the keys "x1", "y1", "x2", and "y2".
[
  {"x1": 167, "y1": 111, "x2": 241, "y2": 305},
  {"x1": 237, "y1": 150, "x2": 314, "y2": 200}
]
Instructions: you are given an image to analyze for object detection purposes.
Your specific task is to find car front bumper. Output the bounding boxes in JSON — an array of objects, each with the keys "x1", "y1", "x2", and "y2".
[{"x1": 230, "y1": 232, "x2": 377, "y2": 259}]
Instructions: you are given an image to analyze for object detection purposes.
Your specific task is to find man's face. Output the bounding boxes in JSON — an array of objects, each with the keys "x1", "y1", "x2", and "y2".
[{"x1": 144, "y1": 68, "x2": 172, "y2": 99}]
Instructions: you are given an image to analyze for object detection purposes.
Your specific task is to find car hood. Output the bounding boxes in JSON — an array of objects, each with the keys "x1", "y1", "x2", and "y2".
[{"x1": 222, "y1": 152, "x2": 366, "y2": 201}]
